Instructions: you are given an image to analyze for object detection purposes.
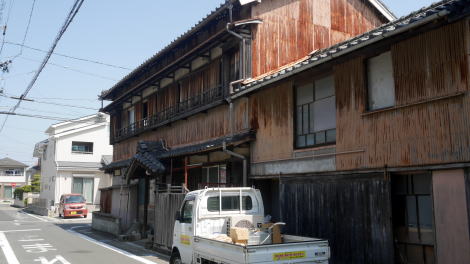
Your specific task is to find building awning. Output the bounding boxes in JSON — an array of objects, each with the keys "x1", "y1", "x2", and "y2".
[
  {"x1": 101, "y1": 159, "x2": 132, "y2": 173},
  {"x1": 159, "y1": 130, "x2": 255, "y2": 159}
]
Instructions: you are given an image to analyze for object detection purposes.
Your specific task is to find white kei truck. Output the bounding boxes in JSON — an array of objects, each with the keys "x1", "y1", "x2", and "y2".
[{"x1": 170, "y1": 187, "x2": 330, "y2": 264}]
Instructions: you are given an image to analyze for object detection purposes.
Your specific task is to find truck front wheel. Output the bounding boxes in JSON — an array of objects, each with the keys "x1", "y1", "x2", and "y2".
[{"x1": 170, "y1": 251, "x2": 182, "y2": 264}]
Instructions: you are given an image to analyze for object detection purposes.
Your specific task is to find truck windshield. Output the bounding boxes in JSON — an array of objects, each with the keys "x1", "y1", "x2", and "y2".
[{"x1": 207, "y1": 196, "x2": 253, "y2": 212}]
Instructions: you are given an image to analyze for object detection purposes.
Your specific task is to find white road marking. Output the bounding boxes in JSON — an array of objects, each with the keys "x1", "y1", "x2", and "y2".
[
  {"x1": 20, "y1": 212, "x2": 49, "y2": 222},
  {"x1": 0, "y1": 229, "x2": 41, "y2": 233},
  {"x1": 67, "y1": 229, "x2": 159, "y2": 264},
  {"x1": 34, "y1": 255, "x2": 71, "y2": 264},
  {"x1": 0, "y1": 232, "x2": 20, "y2": 264},
  {"x1": 19, "y1": 238, "x2": 44, "y2": 242}
]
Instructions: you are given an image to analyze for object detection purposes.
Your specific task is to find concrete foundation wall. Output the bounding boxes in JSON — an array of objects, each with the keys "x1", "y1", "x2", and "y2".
[{"x1": 92, "y1": 211, "x2": 121, "y2": 236}]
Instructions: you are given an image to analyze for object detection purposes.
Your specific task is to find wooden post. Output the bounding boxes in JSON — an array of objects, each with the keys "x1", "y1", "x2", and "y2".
[{"x1": 184, "y1": 156, "x2": 188, "y2": 189}]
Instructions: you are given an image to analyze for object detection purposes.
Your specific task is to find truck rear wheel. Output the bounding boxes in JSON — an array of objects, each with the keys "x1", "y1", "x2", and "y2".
[{"x1": 170, "y1": 251, "x2": 182, "y2": 264}]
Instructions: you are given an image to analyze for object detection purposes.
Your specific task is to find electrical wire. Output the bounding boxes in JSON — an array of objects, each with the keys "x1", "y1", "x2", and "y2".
[
  {"x1": 12, "y1": 0, "x2": 36, "y2": 59},
  {"x1": 0, "y1": 0, "x2": 85, "y2": 133},
  {"x1": 0, "y1": 93, "x2": 99, "y2": 110},
  {"x1": 0, "y1": 0, "x2": 13, "y2": 57},
  {"x1": 0, "y1": 111, "x2": 105, "y2": 123},
  {"x1": 19, "y1": 56, "x2": 117, "y2": 81},
  {"x1": 6, "y1": 41, "x2": 131, "y2": 70}
]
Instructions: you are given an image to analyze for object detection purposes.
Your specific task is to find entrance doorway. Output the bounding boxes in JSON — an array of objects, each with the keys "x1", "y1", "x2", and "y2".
[
  {"x1": 391, "y1": 173, "x2": 435, "y2": 264},
  {"x1": 4, "y1": 186, "x2": 12, "y2": 199}
]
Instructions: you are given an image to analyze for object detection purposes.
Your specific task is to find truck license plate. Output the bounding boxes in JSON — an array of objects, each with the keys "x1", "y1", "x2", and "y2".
[{"x1": 70, "y1": 211, "x2": 77, "y2": 215}]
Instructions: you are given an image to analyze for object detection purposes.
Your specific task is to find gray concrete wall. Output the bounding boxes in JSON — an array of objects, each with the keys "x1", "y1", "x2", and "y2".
[{"x1": 92, "y1": 211, "x2": 121, "y2": 236}]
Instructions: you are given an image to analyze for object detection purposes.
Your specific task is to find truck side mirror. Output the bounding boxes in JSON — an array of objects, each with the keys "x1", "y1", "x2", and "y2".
[{"x1": 175, "y1": 211, "x2": 181, "y2": 221}]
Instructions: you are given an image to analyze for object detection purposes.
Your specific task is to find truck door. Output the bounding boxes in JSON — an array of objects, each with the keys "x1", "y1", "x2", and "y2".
[{"x1": 178, "y1": 199, "x2": 194, "y2": 263}]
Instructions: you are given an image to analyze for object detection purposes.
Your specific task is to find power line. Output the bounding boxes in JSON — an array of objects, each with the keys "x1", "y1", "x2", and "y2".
[
  {"x1": 1, "y1": 93, "x2": 99, "y2": 110},
  {"x1": 27, "y1": 95, "x2": 97, "y2": 101},
  {"x1": 0, "y1": 0, "x2": 85, "y2": 133},
  {"x1": 0, "y1": 0, "x2": 13, "y2": 57},
  {"x1": 6, "y1": 42, "x2": 131, "y2": 70},
  {"x1": 12, "y1": 0, "x2": 36, "y2": 59},
  {"x1": 19, "y1": 56, "x2": 117, "y2": 81}
]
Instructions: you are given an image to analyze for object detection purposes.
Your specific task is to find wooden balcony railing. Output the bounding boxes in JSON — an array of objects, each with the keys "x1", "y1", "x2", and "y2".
[{"x1": 113, "y1": 86, "x2": 223, "y2": 142}]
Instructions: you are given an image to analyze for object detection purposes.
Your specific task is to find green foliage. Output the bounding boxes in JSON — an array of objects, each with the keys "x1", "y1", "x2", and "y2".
[
  {"x1": 14, "y1": 187, "x2": 24, "y2": 200},
  {"x1": 22, "y1": 185, "x2": 32, "y2": 193},
  {"x1": 31, "y1": 174, "x2": 41, "y2": 193}
]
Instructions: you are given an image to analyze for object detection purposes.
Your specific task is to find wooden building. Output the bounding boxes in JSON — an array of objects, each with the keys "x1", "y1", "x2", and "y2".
[{"x1": 101, "y1": 0, "x2": 470, "y2": 263}]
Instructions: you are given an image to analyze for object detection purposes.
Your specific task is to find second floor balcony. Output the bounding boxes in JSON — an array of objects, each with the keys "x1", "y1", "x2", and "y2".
[{"x1": 113, "y1": 85, "x2": 224, "y2": 143}]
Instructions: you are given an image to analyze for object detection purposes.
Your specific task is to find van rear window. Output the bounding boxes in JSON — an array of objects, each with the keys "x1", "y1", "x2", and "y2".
[{"x1": 207, "y1": 196, "x2": 253, "y2": 212}]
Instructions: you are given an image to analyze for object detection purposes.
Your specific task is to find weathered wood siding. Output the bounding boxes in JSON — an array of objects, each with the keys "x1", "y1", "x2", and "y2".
[
  {"x1": 336, "y1": 21, "x2": 470, "y2": 170},
  {"x1": 153, "y1": 193, "x2": 186, "y2": 252},
  {"x1": 432, "y1": 169, "x2": 470, "y2": 264},
  {"x1": 250, "y1": 81, "x2": 295, "y2": 162},
  {"x1": 251, "y1": 0, "x2": 385, "y2": 77},
  {"x1": 113, "y1": 100, "x2": 249, "y2": 161},
  {"x1": 280, "y1": 173, "x2": 393, "y2": 264}
]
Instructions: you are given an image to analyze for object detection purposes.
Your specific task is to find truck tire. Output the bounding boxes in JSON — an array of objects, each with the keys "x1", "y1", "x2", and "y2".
[{"x1": 170, "y1": 251, "x2": 182, "y2": 264}]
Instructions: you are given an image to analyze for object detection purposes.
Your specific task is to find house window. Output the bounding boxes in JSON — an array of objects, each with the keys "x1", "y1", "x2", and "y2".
[
  {"x1": 72, "y1": 177, "x2": 94, "y2": 203},
  {"x1": 392, "y1": 173, "x2": 434, "y2": 264},
  {"x1": 295, "y1": 75, "x2": 336, "y2": 148},
  {"x1": 201, "y1": 165, "x2": 227, "y2": 187},
  {"x1": 367, "y1": 51, "x2": 395, "y2": 110},
  {"x1": 71, "y1": 142, "x2": 93, "y2": 154},
  {"x1": 4, "y1": 169, "x2": 22, "y2": 176}
]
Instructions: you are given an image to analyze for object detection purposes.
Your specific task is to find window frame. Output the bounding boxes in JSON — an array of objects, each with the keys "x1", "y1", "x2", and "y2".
[
  {"x1": 365, "y1": 50, "x2": 396, "y2": 112},
  {"x1": 72, "y1": 177, "x2": 94, "y2": 204},
  {"x1": 71, "y1": 141, "x2": 94, "y2": 154},
  {"x1": 391, "y1": 172, "x2": 435, "y2": 263},
  {"x1": 293, "y1": 73, "x2": 336, "y2": 149}
]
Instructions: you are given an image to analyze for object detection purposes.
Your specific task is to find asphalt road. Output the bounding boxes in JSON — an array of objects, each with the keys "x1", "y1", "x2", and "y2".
[{"x1": 0, "y1": 204, "x2": 168, "y2": 264}]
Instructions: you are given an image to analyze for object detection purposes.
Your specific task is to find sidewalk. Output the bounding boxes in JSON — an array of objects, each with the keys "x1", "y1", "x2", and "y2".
[{"x1": 67, "y1": 225, "x2": 169, "y2": 264}]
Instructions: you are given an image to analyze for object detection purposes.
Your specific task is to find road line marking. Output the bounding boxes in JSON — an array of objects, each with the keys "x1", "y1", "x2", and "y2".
[
  {"x1": 67, "y1": 229, "x2": 159, "y2": 264},
  {"x1": 21, "y1": 212, "x2": 49, "y2": 222},
  {"x1": 0, "y1": 232, "x2": 20, "y2": 264},
  {"x1": 0, "y1": 229, "x2": 41, "y2": 233}
]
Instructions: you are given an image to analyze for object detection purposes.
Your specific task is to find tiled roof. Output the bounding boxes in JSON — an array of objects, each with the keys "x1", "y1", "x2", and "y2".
[
  {"x1": 0, "y1": 157, "x2": 28, "y2": 168},
  {"x1": 158, "y1": 130, "x2": 255, "y2": 159},
  {"x1": 132, "y1": 140, "x2": 168, "y2": 173},
  {"x1": 101, "y1": 0, "x2": 396, "y2": 100},
  {"x1": 100, "y1": 1, "x2": 230, "y2": 100},
  {"x1": 233, "y1": 0, "x2": 470, "y2": 98},
  {"x1": 101, "y1": 159, "x2": 132, "y2": 172}
]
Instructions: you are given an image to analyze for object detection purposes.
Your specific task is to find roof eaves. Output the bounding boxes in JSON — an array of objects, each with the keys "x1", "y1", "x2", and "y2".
[
  {"x1": 368, "y1": 0, "x2": 397, "y2": 21},
  {"x1": 232, "y1": 0, "x2": 464, "y2": 99},
  {"x1": 100, "y1": 1, "x2": 233, "y2": 101}
]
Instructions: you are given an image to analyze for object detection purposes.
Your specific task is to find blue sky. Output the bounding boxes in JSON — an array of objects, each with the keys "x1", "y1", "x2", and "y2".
[{"x1": 0, "y1": 0, "x2": 436, "y2": 165}]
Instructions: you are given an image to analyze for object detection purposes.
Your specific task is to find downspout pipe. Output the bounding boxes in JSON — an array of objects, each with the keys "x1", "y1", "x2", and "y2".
[{"x1": 223, "y1": 141, "x2": 248, "y2": 187}]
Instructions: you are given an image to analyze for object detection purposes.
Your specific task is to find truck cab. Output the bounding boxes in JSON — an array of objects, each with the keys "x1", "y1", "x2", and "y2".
[{"x1": 171, "y1": 187, "x2": 330, "y2": 264}]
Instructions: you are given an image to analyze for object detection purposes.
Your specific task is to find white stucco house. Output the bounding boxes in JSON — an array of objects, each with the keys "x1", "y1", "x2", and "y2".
[
  {"x1": 0, "y1": 157, "x2": 27, "y2": 200},
  {"x1": 33, "y1": 113, "x2": 113, "y2": 211}
]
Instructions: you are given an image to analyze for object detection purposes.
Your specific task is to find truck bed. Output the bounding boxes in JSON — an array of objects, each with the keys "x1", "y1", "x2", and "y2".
[{"x1": 193, "y1": 235, "x2": 330, "y2": 264}]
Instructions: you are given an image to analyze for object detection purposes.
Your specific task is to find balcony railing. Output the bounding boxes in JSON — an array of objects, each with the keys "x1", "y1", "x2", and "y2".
[
  {"x1": 114, "y1": 85, "x2": 224, "y2": 142},
  {"x1": 0, "y1": 174, "x2": 23, "y2": 177}
]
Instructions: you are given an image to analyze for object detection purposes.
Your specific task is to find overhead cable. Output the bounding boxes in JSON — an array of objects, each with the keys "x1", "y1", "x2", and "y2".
[
  {"x1": 1, "y1": 93, "x2": 99, "y2": 110},
  {"x1": 7, "y1": 41, "x2": 131, "y2": 70},
  {"x1": 19, "y1": 56, "x2": 117, "y2": 81},
  {"x1": 12, "y1": 0, "x2": 36, "y2": 59},
  {"x1": 0, "y1": 0, "x2": 13, "y2": 57},
  {"x1": 0, "y1": 0, "x2": 85, "y2": 133}
]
